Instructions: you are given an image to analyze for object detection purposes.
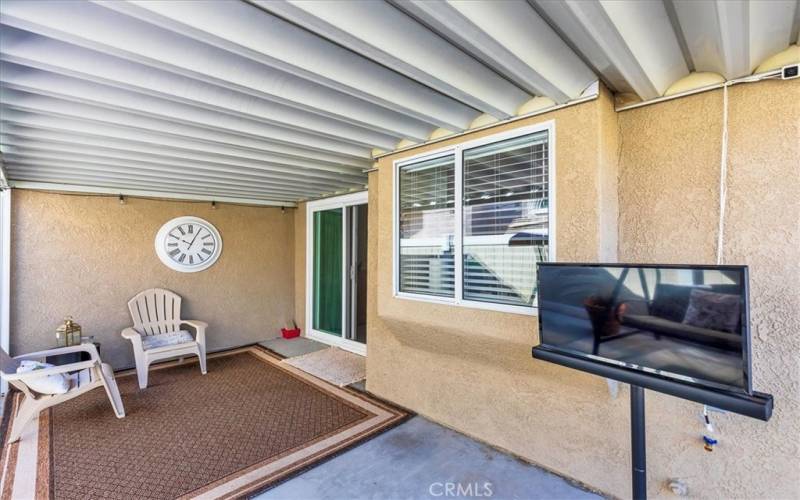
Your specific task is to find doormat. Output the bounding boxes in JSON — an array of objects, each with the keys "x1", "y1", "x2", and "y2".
[
  {"x1": 0, "y1": 346, "x2": 407, "y2": 499},
  {"x1": 282, "y1": 347, "x2": 366, "y2": 387}
]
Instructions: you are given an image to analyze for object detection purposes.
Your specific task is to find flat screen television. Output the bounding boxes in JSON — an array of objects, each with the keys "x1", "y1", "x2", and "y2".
[{"x1": 536, "y1": 263, "x2": 751, "y2": 394}]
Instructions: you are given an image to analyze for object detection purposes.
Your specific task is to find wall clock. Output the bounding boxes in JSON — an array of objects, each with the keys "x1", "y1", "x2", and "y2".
[{"x1": 155, "y1": 216, "x2": 222, "y2": 273}]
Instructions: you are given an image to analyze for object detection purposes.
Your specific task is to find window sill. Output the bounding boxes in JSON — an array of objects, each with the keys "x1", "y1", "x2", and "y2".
[{"x1": 393, "y1": 292, "x2": 538, "y2": 316}]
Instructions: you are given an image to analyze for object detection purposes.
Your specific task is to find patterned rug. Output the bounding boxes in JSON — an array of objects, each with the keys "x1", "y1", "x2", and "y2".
[
  {"x1": 282, "y1": 347, "x2": 366, "y2": 387},
  {"x1": 0, "y1": 346, "x2": 408, "y2": 499}
]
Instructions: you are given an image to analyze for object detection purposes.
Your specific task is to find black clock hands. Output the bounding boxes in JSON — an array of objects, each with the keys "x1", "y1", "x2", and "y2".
[{"x1": 187, "y1": 229, "x2": 202, "y2": 249}]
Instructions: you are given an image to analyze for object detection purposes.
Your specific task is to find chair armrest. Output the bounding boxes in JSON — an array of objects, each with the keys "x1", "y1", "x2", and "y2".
[
  {"x1": 181, "y1": 320, "x2": 207, "y2": 345},
  {"x1": 121, "y1": 327, "x2": 142, "y2": 340},
  {"x1": 14, "y1": 343, "x2": 101, "y2": 363},
  {"x1": 1, "y1": 359, "x2": 97, "y2": 381},
  {"x1": 181, "y1": 320, "x2": 207, "y2": 329},
  {"x1": 121, "y1": 328, "x2": 144, "y2": 354}
]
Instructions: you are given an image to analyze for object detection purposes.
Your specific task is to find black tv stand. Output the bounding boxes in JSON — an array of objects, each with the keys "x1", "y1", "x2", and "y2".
[
  {"x1": 630, "y1": 385, "x2": 646, "y2": 500},
  {"x1": 532, "y1": 346, "x2": 773, "y2": 499}
]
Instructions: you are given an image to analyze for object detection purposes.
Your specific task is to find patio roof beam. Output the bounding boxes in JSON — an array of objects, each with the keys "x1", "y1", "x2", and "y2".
[
  {"x1": 1, "y1": 144, "x2": 362, "y2": 192},
  {"x1": 5, "y1": 176, "x2": 299, "y2": 205},
  {"x1": 668, "y1": 0, "x2": 799, "y2": 79},
  {"x1": 4, "y1": 175, "x2": 316, "y2": 206},
  {"x1": 252, "y1": 0, "x2": 532, "y2": 118},
  {"x1": 0, "y1": 107, "x2": 369, "y2": 180},
  {"x1": 0, "y1": 0, "x2": 475, "y2": 133},
  {"x1": 0, "y1": 115, "x2": 371, "y2": 172},
  {"x1": 8, "y1": 180, "x2": 298, "y2": 208},
  {"x1": 0, "y1": 137, "x2": 365, "y2": 189},
  {"x1": 0, "y1": 26, "x2": 432, "y2": 144},
  {"x1": 3, "y1": 144, "x2": 365, "y2": 193},
  {"x1": 0, "y1": 42, "x2": 405, "y2": 148},
  {"x1": 0, "y1": 88, "x2": 372, "y2": 160},
  {"x1": 4, "y1": 166, "x2": 314, "y2": 201},
  {"x1": 0, "y1": 110, "x2": 366, "y2": 193},
  {"x1": 392, "y1": 0, "x2": 596, "y2": 103},
  {"x1": 0, "y1": 123, "x2": 368, "y2": 183},
  {"x1": 97, "y1": 0, "x2": 479, "y2": 130},
  {"x1": 531, "y1": 0, "x2": 689, "y2": 99}
]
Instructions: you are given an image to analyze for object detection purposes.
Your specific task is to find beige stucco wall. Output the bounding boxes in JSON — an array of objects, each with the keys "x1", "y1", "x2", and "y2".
[
  {"x1": 11, "y1": 191, "x2": 295, "y2": 369},
  {"x1": 616, "y1": 80, "x2": 799, "y2": 499},
  {"x1": 366, "y1": 80, "x2": 799, "y2": 498},
  {"x1": 367, "y1": 87, "x2": 627, "y2": 493},
  {"x1": 598, "y1": 89, "x2": 620, "y2": 262}
]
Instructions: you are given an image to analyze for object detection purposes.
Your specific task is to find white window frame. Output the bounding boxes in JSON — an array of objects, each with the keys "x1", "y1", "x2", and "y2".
[{"x1": 392, "y1": 120, "x2": 556, "y2": 316}]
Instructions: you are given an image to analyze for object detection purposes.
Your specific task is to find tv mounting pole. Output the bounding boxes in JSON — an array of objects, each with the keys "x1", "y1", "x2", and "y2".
[
  {"x1": 630, "y1": 385, "x2": 647, "y2": 500},
  {"x1": 533, "y1": 346, "x2": 773, "y2": 499}
]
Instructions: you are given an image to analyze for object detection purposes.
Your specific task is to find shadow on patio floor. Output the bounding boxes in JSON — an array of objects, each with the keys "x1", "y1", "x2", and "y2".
[{"x1": 257, "y1": 416, "x2": 603, "y2": 500}]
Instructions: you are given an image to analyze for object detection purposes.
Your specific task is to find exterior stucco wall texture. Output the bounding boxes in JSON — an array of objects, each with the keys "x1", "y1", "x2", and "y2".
[
  {"x1": 367, "y1": 80, "x2": 799, "y2": 499},
  {"x1": 368, "y1": 89, "x2": 626, "y2": 493},
  {"x1": 617, "y1": 80, "x2": 799, "y2": 499},
  {"x1": 10, "y1": 191, "x2": 295, "y2": 369}
]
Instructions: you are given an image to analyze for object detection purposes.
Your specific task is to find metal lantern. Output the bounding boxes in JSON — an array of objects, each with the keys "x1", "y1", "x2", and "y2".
[{"x1": 56, "y1": 316, "x2": 82, "y2": 347}]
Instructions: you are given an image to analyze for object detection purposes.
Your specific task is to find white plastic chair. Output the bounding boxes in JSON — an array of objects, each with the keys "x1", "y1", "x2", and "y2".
[
  {"x1": 0, "y1": 343, "x2": 125, "y2": 443},
  {"x1": 121, "y1": 288, "x2": 207, "y2": 389}
]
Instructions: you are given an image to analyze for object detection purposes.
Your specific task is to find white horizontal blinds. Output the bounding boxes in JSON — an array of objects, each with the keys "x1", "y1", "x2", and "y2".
[
  {"x1": 462, "y1": 132, "x2": 549, "y2": 306},
  {"x1": 398, "y1": 155, "x2": 455, "y2": 297}
]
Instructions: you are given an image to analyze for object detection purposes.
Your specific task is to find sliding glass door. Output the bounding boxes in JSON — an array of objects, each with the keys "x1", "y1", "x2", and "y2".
[
  {"x1": 306, "y1": 192, "x2": 368, "y2": 355},
  {"x1": 312, "y1": 208, "x2": 343, "y2": 336}
]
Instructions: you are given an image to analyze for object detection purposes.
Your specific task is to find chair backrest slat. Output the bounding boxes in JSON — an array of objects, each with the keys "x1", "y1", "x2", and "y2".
[
  {"x1": 139, "y1": 294, "x2": 154, "y2": 335},
  {"x1": 127, "y1": 288, "x2": 183, "y2": 336},
  {"x1": 155, "y1": 290, "x2": 166, "y2": 334},
  {"x1": 146, "y1": 293, "x2": 158, "y2": 333},
  {"x1": 169, "y1": 293, "x2": 179, "y2": 332}
]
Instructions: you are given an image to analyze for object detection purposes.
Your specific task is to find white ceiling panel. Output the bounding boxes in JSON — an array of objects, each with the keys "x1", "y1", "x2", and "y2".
[
  {"x1": 0, "y1": 63, "x2": 396, "y2": 151},
  {"x1": 0, "y1": 141, "x2": 363, "y2": 191},
  {"x1": 395, "y1": 0, "x2": 596, "y2": 103},
  {"x1": 0, "y1": 88, "x2": 372, "y2": 159},
  {"x1": 253, "y1": 0, "x2": 531, "y2": 118},
  {"x1": 0, "y1": 33, "x2": 404, "y2": 147},
  {"x1": 0, "y1": 1, "x2": 440, "y2": 138},
  {"x1": 0, "y1": 122, "x2": 368, "y2": 178},
  {"x1": 533, "y1": 0, "x2": 688, "y2": 100},
  {"x1": 95, "y1": 0, "x2": 479, "y2": 130},
  {"x1": 0, "y1": 0, "x2": 795, "y2": 204},
  {"x1": 670, "y1": 0, "x2": 799, "y2": 78}
]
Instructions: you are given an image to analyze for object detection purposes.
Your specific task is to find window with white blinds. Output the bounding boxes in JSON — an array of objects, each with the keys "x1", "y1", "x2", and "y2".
[
  {"x1": 463, "y1": 132, "x2": 549, "y2": 306},
  {"x1": 395, "y1": 123, "x2": 553, "y2": 314},
  {"x1": 398, "y1": 154, "x2": 455, "y2": 297}
]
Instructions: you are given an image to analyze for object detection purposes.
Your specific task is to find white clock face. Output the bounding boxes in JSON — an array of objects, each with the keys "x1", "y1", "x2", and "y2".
[{"x1": 155, "y1": 217, "x2": 222, "y2": 272}]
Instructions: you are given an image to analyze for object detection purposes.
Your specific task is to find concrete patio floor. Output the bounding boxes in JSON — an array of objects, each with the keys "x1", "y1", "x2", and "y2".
[
  {"x1": 256, "y1": 416, "x2": 602, "y2": 500},
  {"x1": 260, "y1": 336, "x2": 330, "y2": 358}
]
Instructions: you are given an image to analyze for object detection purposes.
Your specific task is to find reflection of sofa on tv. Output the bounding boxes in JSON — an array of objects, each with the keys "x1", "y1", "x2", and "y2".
[{"x1": 619, "y1": 284, "x2": 743, "y2": 352}]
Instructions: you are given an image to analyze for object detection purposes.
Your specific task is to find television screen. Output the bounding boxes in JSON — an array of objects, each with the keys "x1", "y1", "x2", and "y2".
[{"x1": 536, "y1": 263, "x2": 751, "y2": 393}]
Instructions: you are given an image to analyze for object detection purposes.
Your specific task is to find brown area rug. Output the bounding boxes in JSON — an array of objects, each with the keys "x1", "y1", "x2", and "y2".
[{"x1": 0, "y1": 346, "x2": 408, "y2": 499}]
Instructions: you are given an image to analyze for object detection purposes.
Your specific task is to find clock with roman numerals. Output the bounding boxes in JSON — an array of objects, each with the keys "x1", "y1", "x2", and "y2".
[{"x1": 155, "y1": 216, "x2": 222, "y2": 272}]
